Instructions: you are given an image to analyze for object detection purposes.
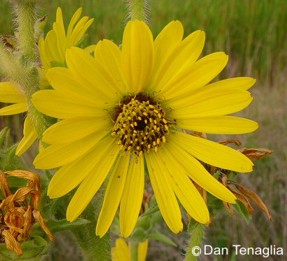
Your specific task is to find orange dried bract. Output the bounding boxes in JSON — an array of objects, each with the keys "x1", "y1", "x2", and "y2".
[
  {"x1": 0, "y1": 170, "x2": 54, "y2": 256},
  {"x1": 219, "y1": 139, "x2": 242, "y2": 146},
  {"x1": 239, "y1": 148, "x2": 272, "y2": 160},
  {"x1": 233, "y1": 182, "x2": 272, "y2": 220},
  {"x1": 218, "y1": 173, "x2": 272, "y2": 220}
]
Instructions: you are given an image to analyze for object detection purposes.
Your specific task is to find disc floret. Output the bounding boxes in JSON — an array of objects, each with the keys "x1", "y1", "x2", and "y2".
[{"x1": 112, "y1": 93, "x2": 172, "y2": 156}]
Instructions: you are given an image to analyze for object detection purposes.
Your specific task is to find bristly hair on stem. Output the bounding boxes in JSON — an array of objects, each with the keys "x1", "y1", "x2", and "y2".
[{"x1": 125, "y1": 0, "x2": 150, "y2": 23}]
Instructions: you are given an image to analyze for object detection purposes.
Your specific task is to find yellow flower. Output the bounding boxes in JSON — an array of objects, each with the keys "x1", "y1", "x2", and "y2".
[
  {"x1": 0, "y1": 8, "x2": 93, "y2": 155},
  {"x1": 38, "y1": 7, "x2": 94, "y2": 86},
  {"x1": 0, "y1": 82, "x2": 35, "y2": 155},
  {"x1": 32, "y1": 20, "x2": 258, "y2": 237},
  {"x1": 112, "y1": 238, "x2": 148, "y2": 261}
]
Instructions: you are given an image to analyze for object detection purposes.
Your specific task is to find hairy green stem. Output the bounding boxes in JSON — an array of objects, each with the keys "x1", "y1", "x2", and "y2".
[
  {"x1": 0, "y1": 1, "x2": 51, "y2": 139},
  {"x1": 126, "y1": 0, "x2": 149, "y2": 22},
  {"x1": 13, "y1": 0, "x2": 37, "y2": 61},
  {"x1": 185, "y1": 223, "x2": 205, "y2": 261}
]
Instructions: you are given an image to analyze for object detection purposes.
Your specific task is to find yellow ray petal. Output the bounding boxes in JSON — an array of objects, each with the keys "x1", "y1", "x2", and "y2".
[
  {"x1": 154, "y1": 30, "x2": 205, "y2": 93},
  {"x1": 96, "y1": 154, "x2": 130, "y2": 237},
  {"x1": 146, "y1": 20, "x2": 183, "y2": 92},
  {"x1": 48, "y1": 137, "x2": 117, "y2": 198},
  {"x1": 34, "y1": 129, "x2": 109, "y2": 169},
  {"x1": 67, "y1": 8, "x2": 82, "y2": 42},
  {"x1": 70, "y1": 16, "x2": 94, "y2": 45},
  {"x1": 53, "y1": 7, "x2": 66, "y2": 61},
  {"x1": 158, "y1": 148, "x2": 210, "y2": 223},
  {"x1": 46, "y1": 68, "x2": 111, "y2": 105},
  {"x1": 66, "y1": 47, "x2": 119, "y2": 102},
  {"x1": 44, "y1": 30, "x2": 62, "y2": 64},
  {"x1": 163, "y1": 139, "x2": 236, "y2": 203},
  {"x1": 0, "y1": 82, "x2": 25, "y2": 103},
  {"x1": 146, "y1": 153, "x2": 183, "y2": 233},
  {"x1": 174, "y1": 132, "x2": 253, "y2": 172},
  {"x1": 163, "y1": 52, "x2": 228, "y2": 100},
  {"x1": 205, "y1": 77, "x2": 256, "y2": 91},
  {"x1": 121, "y1": 20, "x2": 154, "y2": 93},
  {"x1": 0, "y1": 103, "x2": 27, "y2": 115},
  {"x1": 177, "y1": 116, "x2": 258, "y2": 134},
  {"x1": 112, "y1": 238, "x2": 130, "y2": 261},
  {"x1": 138, "y1": 240, "x2": 148, "y2": 261},
  {"x1": 95, "y1": 40, "x2": 126, "y2": 93},
  {"x1": 32, "y1": 90, "x2": 106, "y2": 119},
  {"x1": 42, "y1": 117, "x2": 109, "y2": 144},
  {"x1": 170, "y1": 89, "x2": 253, "y2": 118},
  {"x1": 38, "y1": 38, "x2": 50, "y2": 69},
  {"x1": 16, "y1": 116, "x2": 38, "y2": 156},
  {"x1": 120, "y1": 156, "x2": 144, "y2": 237},
  {"x1": 66, "y1": 143, "x2": 120, "y2": 221}
]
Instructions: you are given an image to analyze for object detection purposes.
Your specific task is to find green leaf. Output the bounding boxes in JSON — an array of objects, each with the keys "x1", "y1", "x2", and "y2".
[
  {"x1": 232, "y1": 200, "x2": 251, "y2": 223},
  {"x1": 0, "y1": 127, "x2": 9, "y2": 147},
  {"x1": 131, "y1": 227, "x2": 147, "y2": 241},
  {"x1": 47, "y1": 218, "x2": 91, "y2": 233},
  {"x1": 7, "y1": 175, "x2": 27, "y2": 188},
  {"x1": 0, "y1": 236, "x2": 49, "y2": 260},
  {"x1": 148, "y1": 232, "x2": 177, "y2": 247}
]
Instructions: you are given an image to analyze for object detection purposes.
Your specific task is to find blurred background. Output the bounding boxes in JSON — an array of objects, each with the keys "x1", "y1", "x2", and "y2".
[{"x1": 0, "y1": 0, "x2": 286, "y2": 260}]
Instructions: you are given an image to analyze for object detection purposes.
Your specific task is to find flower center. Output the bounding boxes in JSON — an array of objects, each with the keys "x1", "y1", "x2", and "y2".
[{"x1": 112, "y1": 93, "x2": 171, "y2": 156}]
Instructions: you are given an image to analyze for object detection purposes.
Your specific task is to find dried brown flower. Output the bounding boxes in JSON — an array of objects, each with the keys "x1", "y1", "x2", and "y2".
[{"x1": 0, "y1": 170, "x2": 53, "y2": 256}]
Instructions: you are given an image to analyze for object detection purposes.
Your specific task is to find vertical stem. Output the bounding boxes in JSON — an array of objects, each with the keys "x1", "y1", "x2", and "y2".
[
  {"x1": 125, "y1": 0, "x2": 149, "y2": 22},
  {"x1": 185, "y1": 223, "x2": 205, "y2": 261},
  {"x1": 1, "y1": 0, "x2": 51, "y2": 139},
  {"x1": 14, "y1": 0, "x2": 37, "y2": 61},
  {"x1": 130, "y1": 242, "x2": 138, "y2": 261}
]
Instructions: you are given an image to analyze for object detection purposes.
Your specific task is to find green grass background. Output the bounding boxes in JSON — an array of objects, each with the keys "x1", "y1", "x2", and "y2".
[{"x1": 0, "y1": 0, "x2": 286, "y2": 260}]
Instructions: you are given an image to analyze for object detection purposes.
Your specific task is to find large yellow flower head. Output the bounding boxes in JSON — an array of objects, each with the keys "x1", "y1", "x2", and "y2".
[
  {"x1": 32, "y1": 20, "x2": 258, "y2": 237},
  {"x1": 0, "y1": 8, "x2": 93, "y2": 155}
]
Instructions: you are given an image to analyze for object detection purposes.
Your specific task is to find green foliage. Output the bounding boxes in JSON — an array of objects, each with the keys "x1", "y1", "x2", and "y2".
[
  {"x1": 148, "y1": 232, "x2": 177, "y2": 247},
  {"x1": 232, "y1": 200, "x2": 251, "y2": 224},
  {"x1": 45, "y1": 218, "x2": 91, "y2": 233},
  {"x1": 0, "y1": 127, "x2": 24, "y2": 170},
  {"x1": 0, "y1": 236, "x2": 49, "y2": 261}
]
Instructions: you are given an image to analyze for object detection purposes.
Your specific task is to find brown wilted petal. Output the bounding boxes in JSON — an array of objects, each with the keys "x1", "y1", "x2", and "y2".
[
  {"x1": 223, "y1": 202, "x2": 235, "y2": 216},
  {"x1": 2, "y1": 230, "x2": 22, "y2": 256},
  {"x1": 0, "y1": 171, "x2": 12, "y2": 197},
  {"x1": 33, "y1": 210, "x2": 54, "y2": 241},
  {"x1": 239, "y1": 148, "x2": 272, "y2": 160},
  {"x1": 234, "y1": 183, "x2": 272, "y2": 220},
  {"x1": 228, "y1": 188, "x2": 254, "y2": 215},
  {"x1": 0, "y1": 170, "x2": 53, "y2": 256},
  {"x1": 219, "y1": 139, "x2": 242, "y2": 146}
]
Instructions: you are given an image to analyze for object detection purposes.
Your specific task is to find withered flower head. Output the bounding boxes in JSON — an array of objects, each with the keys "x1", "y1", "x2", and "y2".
[{"x1": 0, "y1": 170, "x2": 53, "y2": 256}]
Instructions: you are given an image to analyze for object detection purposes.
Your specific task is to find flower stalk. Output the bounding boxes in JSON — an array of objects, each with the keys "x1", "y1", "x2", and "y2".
[
  {"x1": 0, "y1": 0, "x2": 50, "y2": 139},
  {"x1": 130, "y1": 241, "x2": 139, "y2": 261},
  {"x1": 13, "y1": 0, "x2": 37, "y2": 61},
  {"x1": 185, "y1": 223, "x2": 205, "y2": 261},
  {"x1": 126, "y1": 0, "x2": 149, "y2": 22}
]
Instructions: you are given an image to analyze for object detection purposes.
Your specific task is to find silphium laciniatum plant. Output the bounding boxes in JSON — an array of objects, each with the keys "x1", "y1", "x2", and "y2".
[{"x1": 0, "y1": 0, "x2": 271, "y2": 260}]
